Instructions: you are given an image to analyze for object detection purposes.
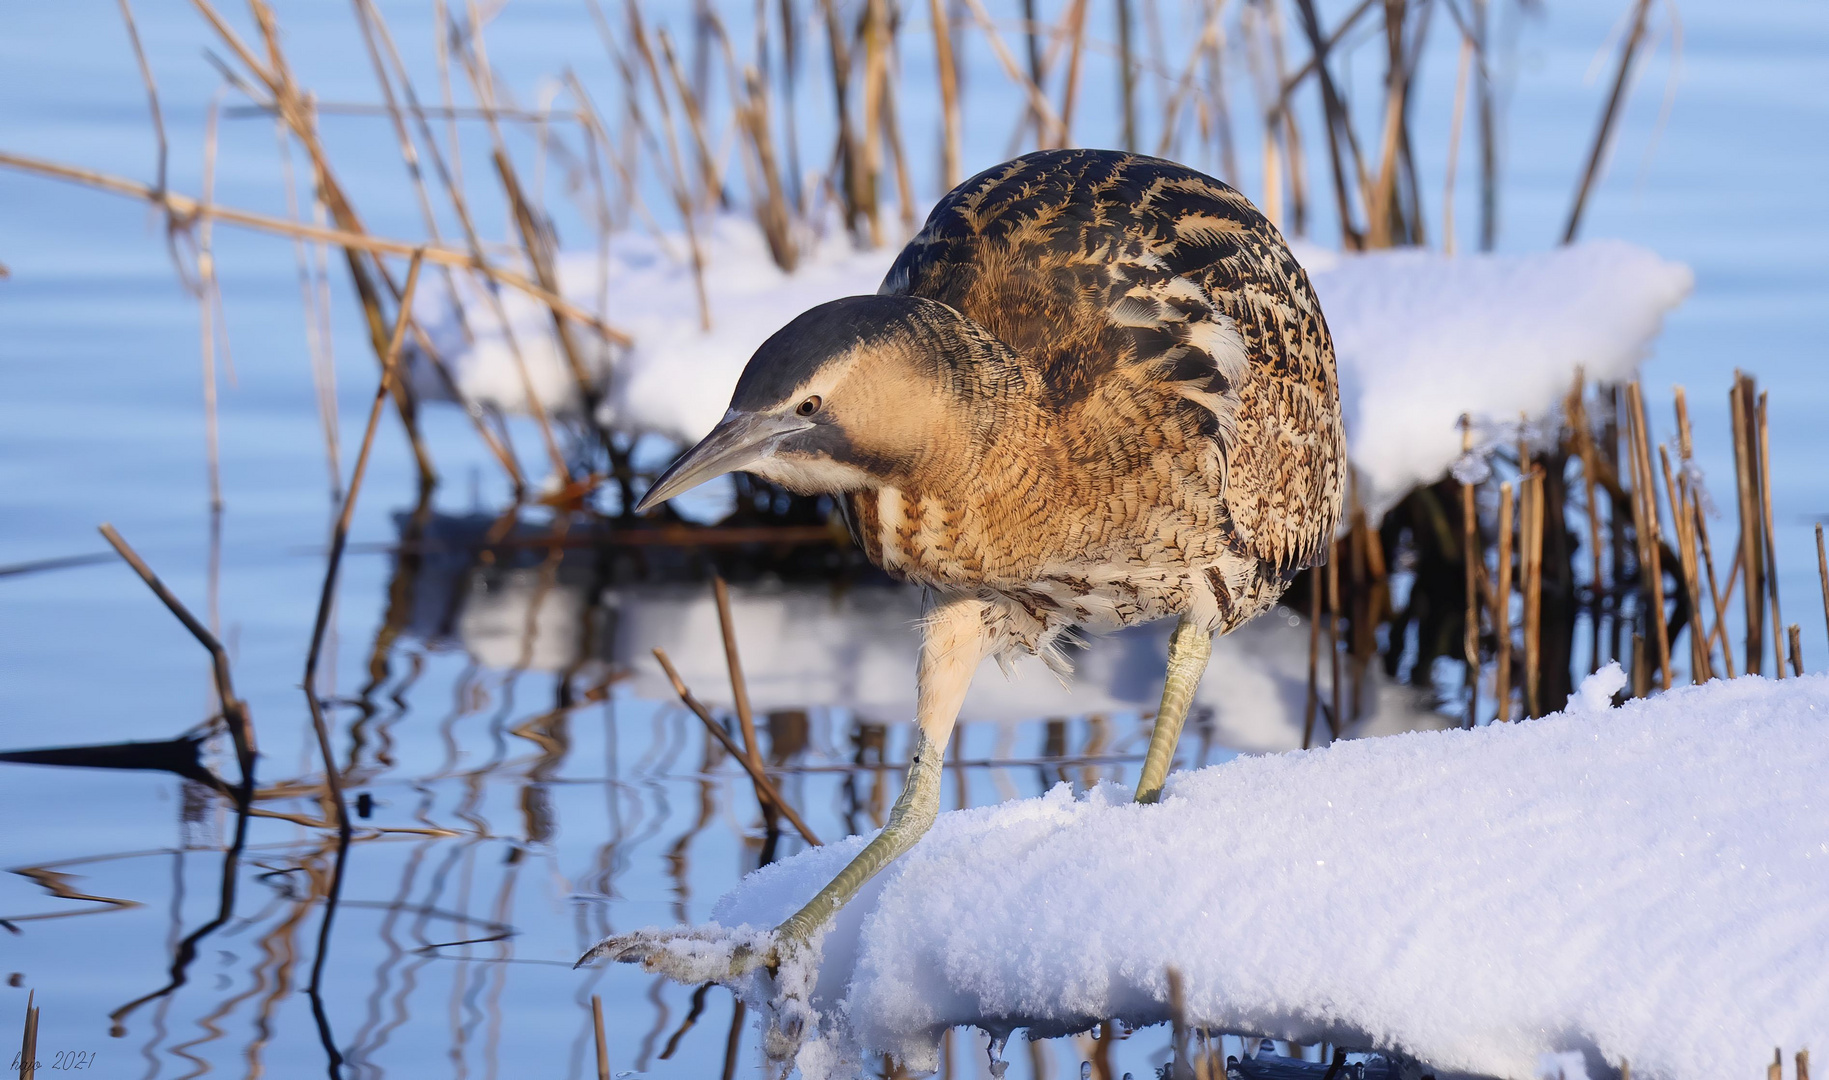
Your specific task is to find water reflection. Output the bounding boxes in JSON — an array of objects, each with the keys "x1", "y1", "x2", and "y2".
[
  {"x1": 395, "y1": 509, "x2": 1446, "y2": 754},
  {"x1": 0, "y1": 505, "x2": 1447, "y2": 1080}
]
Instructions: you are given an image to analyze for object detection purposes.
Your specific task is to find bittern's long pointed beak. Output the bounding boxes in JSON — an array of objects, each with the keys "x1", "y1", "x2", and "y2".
[{"x1": 635, "y1": 410, "x2": 811, "y2": 513}]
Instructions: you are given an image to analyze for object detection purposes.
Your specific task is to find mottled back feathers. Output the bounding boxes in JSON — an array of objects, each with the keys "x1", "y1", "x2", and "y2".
[{"x1": 879, "y1": 149, "x2": 1345, "y2": 586}]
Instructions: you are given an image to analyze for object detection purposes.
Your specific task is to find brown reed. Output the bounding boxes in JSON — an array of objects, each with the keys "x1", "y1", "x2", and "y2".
[
  {"x1": 1625, "y1": 382, "x2": 1672, "y2": 689},
  {"x1": 18, "y1": 989, "x2": 36, "y2": 1080},
  {"x1": 1757, "y1": 391, "x2": 1787, "y2": 677},
  {"x1": 97, "y1": 524, "x2": 257, "y2": 790},
  {"x1": 1460, "y1": 416, "x2": 1479, "y2": 725},
  {"x1": 1495, "y1": 480, "x2": 1514, "y2": 718},
  {"x1": 592, "y1": 995, "x2": 610, "y2": 1080},
  {"x1": 651, "y1": 647, "x2": 822, "y2": 845}
]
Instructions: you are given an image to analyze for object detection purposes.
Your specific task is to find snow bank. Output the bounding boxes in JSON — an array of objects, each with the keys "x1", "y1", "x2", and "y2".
[
  {"x1": 629, "y1": 671, "x2": 1829, "y2": 1080},
  {"x1": 419, "y1": 217, "x2": 1691, "y2": 519},
  {"x1": 1297, "y1": 241, "x2": 1694, "y2": 516}
]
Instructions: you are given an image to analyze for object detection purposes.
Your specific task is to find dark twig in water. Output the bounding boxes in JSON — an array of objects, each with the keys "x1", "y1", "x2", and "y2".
[
  {"x1": 97, "y1": 523, "x2": 257, "y2": 791},
  {"x1": 652, "y1": 647, "x2": 822, "y2": 846}
]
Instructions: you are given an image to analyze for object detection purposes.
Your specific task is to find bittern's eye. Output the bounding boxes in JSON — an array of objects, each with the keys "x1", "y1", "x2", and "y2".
[{"x1": 796, "y1": 395, "x2": 822, "y2": 417}]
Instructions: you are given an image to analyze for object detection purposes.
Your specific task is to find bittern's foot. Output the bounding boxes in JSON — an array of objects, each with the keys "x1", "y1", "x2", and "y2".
[{"x1": 575, "y1": 924, "x2": 784, "y2": 984}]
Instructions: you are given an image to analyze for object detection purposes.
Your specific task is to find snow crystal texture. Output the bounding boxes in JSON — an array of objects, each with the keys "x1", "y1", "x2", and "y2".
[
  {"x1": 417, "y1": 218, "x2": 1690, "y2": 519},
  {"x1": 693, "y1": 671, "x2": 1828, "y2": 1080}
]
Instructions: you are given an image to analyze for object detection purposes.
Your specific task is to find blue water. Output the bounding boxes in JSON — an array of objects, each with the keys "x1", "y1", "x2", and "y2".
[{"x1": 1, "y1": 1, "x2": 1825, "y2": 1077}]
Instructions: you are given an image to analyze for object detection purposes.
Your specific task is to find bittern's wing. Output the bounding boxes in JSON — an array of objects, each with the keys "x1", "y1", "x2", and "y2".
[{"x1": 880, "y1": 149, "x2": 1344, "y2": 578}]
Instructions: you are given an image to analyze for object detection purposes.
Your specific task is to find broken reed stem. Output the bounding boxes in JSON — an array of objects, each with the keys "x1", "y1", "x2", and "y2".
[
  {"x1": 20, "y1": 989, "x2": 37, "y2": 1080},
  {"x1": 1696, "y1": 502, "x2": 1736, "y2": 678},
  {"x1": 1460, "y1": 416, "x2": 1479, "y2": 726},
  {"x1": 711, "y1": 576, "x2": 765, "y2": 774},
  {"x1": 1327, "y1": 542, "x2": 1343, "y2": 737},
  {"x1": 97, "y1": 523, "x2": 257, "y2": 790},
  {"x1": 1757, "y1": 392, "x2": 1787, "y2": 678},
  {"x1": 1816, "y1": 524, "x2": 1829, "y2": 648},
  {"x1": 1303, "y1": 563, "x2": 1322, "y2": 749},
  {"x1": 1523, "y1": 467, "x2": 1545, "y2": 716},
  {"x1": 1495, "y1": 481, "x2": 1514, "y2": 719},
  {"x1": 1788, "y1": 625, "x2": 1803, "y2": 677},
  {"x1": 0, "y1": 150, "x2": 627, "y2": 345},
  {"x1": 651, "y1": 647, "x2": 822, "y2": 846},
  {"x1": 592, "y1": 994, "x2": 610, "y2": 1080},
  {"x1": 1660, "y1": 445, "x2": 1707, "y2": 681},
  {"x1": 301, "y1": 250, "x2": 424, "y2": 836},
  {"x1": 1165, "y1": 967, "x2": 1190, "y2": 1080},
  {"x1": 1625, "y1": 382, "x2": 1672, "y2": 690},
  {"x1": 1730, "y1": 375, "x2": 1765, "y2": 674}
]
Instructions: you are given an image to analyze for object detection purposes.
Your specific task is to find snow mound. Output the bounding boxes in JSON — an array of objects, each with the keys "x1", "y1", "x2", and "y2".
[
  {"x1": 642, "y1": 671, "x2": 1829, "y2": 1080},
  {"x1": 418, "y1": 217, "x2": 1690, "y2": 520},
  {"x1": 1297, "y1": 241, "x2": 1694, "y2": 517}
]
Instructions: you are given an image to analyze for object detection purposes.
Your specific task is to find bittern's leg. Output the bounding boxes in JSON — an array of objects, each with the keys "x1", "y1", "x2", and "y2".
[
  {"x1": 1134, "y1": 611, "x2": 1214, "y2": 804},
  {"x1": 771, "y1": 595, "x2": 991, "y2": 946}
]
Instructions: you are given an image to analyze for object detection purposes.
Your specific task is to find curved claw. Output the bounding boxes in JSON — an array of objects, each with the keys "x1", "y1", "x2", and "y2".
[{"x1": 575, "y1": 926, "x2": 780, "y2": 982}]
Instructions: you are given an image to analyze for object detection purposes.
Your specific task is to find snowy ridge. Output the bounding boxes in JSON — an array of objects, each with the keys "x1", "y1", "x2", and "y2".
[
  {"x1": 642, "y1": 671, "x2": 1828, "y2": 1080},
  {"x1": 414, "y1": 217, "x2": 1691, "y2": 519}
]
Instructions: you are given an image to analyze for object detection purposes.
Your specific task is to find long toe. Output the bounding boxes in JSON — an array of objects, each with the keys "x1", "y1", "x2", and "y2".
[{"x1": 576, "y1": 925, "x2": 777, "y2": 984}]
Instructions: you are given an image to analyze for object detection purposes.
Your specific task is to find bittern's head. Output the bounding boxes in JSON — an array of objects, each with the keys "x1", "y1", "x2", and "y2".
[{"x1": 635, "y1": 294, "x2": 1003, "y2": 512}]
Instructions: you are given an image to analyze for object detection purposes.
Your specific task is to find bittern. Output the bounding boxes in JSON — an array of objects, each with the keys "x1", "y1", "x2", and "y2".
[{"x1": 600, "y1": 149, "x2": 1342, "y2": 974}]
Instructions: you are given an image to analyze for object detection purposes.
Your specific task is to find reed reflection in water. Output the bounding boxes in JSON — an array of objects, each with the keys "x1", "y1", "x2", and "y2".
[{"x1": 2, "y1": 503, "x2": 1449, "y2": 1080}]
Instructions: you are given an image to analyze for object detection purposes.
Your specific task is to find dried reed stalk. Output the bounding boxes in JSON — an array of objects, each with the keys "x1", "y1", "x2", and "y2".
[
  {"x1": 197, "y1": 94, "x2": 226, "y2": 512},
  {"x1": 1729, "y1": 378, "x2": 1764, "y2": 675},
  {"x1": 1290, "y1": 0, "x2": 1365, "y2": 248},
  {"x1": 1757, "y1": 391, "x2": 1788, "y2": 677},
  {"x1": 0, "y1": 150, "x2": 624, "y2": 343},
  {"x1": 1788, "y1": 625, "x2": 1803, "y2": 677},
  {"x1": 1816, "y1": 524, "x2": 1829, "y2": 646},
  {"x1": 19, "y1": 989, "x2": 37, "y2": 1080},
  {"x1": 711, "y1": 576, "x2": 765, "y2": 775},
  {"x1": 593, "y1": 994, "x2": 610, "y2": 1080},
  {"x1": 1562, "y1": 0, "x2": 1654, "y2": 243},
  {"x1": 116, "y1": 0, "x2": 167, "y2": 194},
  {"x1": 1459, "y1": 416, "x2": 1479, "y2": 725},
  {"x1": 1303, "y1": 564, "x2": 1322, "y2": 748},
  {"x1": 1327, "y1": 544, "x2": 1343, "y2": 735},
  {"x1": 652, "y1": 648, "x2": 822, "y2": 845},
  {"x1": 1695, "y1": 503, "x2": 1736, "y2": 678},
  {"x1": 1495, "y1": 480, "x2": 1514, "y2": 719},
  {"x1": 606, "y1": 0, "x2": 713, "y2": 328},
  {"x1": 1523, "y1": 467, "x2": 1545, "y2": 715},
  {"x1": 928, "y1": 0, "x2": 963, "y2": 189},
  {"x1": 97, "y1": 524, "x2": 257, "y2": 790},
  {"x1": 302, "y1": 250, "x2": 424, "y2": 836},
  {"x1": 960, "y1": 0, "x2": 1065, "y2": 147},
  {"x1": 657, "y1": 28, "x2": 725, "y2": 209},
  {"x1": 1661, "y1": 445, "x2": 1709, "y2": 681},
  {"x1": 1625, "y1": 382, "x2": 1672, "y2": 689},
  {"x1": 1442, "y1": 29, "x2": 1472, "y2": 255}
]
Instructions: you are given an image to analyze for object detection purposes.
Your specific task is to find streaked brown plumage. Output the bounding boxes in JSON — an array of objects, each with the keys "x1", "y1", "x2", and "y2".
[
  {"x1": 602, "y1": 148, "x2": 1345, "y2": 977},
  {"x1": 853, "y1": 148, "x2": 1345, "y2": 665}
]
